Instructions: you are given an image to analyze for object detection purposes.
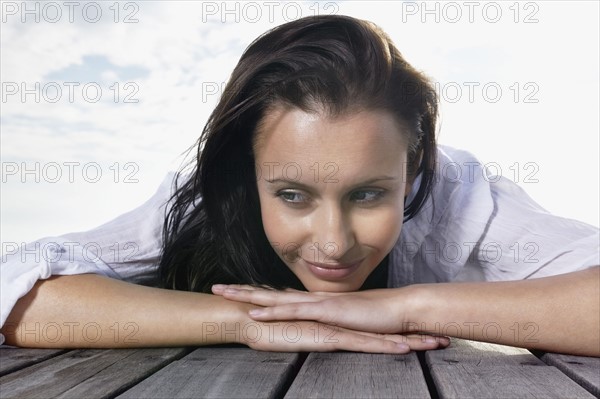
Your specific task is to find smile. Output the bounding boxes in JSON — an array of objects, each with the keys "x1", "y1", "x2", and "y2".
[{"x1": 303, "y1": 259, "x2": 364, "y2": 280}]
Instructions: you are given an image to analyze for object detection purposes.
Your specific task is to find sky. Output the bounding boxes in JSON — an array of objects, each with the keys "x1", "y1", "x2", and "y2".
[{"x1": 1, "y1": 0, "x2": 599, "y2": 250}]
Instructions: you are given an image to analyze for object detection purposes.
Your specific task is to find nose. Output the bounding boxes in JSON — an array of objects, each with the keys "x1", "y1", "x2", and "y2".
[{"x1": 309, "y1": 202, "x2": 356, "y2": 263}]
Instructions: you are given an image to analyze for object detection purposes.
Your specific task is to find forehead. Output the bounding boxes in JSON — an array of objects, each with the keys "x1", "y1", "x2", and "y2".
[{"x1": 253, "y1": 107, "x2": 409, "y2": 181}]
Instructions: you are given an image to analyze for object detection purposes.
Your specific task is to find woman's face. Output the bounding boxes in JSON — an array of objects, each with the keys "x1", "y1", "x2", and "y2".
[{"x1": 254, "y1": 106, "x2": 411, "y2": 292}]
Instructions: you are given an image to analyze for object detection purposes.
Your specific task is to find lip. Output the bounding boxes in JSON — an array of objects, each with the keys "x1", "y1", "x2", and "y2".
[{"x1": 303, "y1": 259, "x2": 364, "y2": 280}]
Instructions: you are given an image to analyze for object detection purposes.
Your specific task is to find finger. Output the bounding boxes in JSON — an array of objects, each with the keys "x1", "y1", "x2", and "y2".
[
  {"x1": 212, "y1": 284, "x2": 265, "y2": 292},
  {"x1": 310, "y1": 291, "x2": 348, "y2": 297},
  {"x1": 248, "y1": 302, "x2": 324, "y2": 321},
  {"x1": 335, "y1": 332, "x2": 450, "y2": 352},
  {"x1": 335, "y1": 332, "x2": 411, "y2": 354},
  {"x1": 211, "y1": 285, "x2": 226, "y2": 294},
  {"x1": 221, "y1": 288, "x2": 322, "y2": 307},
  {"x1": 212, "y1": 284, "x2": 276, "y2": 296},
  {"x1": 339, "y1": 331, "x2": 450, "y2": 351},
  {"x1": 356, "y1": 332, "x2": 451, "y2": 348},
  {"x1": 253, "y1": 323, "x2": 410, "y2": 354},
  {"x1": 400, "y1": 334, "x2": 451, "y2": 350}
]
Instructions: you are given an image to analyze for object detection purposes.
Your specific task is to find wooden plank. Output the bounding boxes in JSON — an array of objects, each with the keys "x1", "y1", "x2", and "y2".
[
  {"x1": 0, "y1": 348, "x2": 68, "y2": 376},
  {"x1": 426, "y1": 339, "x2": 595, "y2": 398},
  {"x1": 117, "y1": 346, "x2": 302, "y2": 399},
  {"x1": 429, "y1": 364, "x2": 595, "y2": 399},
  {"x1": 284, "y1": 352, "x2": 431, "y2": 399},
  {"x1": 0, "y1": 348, "x2": 189, "y2": 399},
  {"x1": 426, "y1": 338, "x2": 545, "y2": 366},
  {"x1": 541, "y1": 353, "x2": 600, "y2": 397}
]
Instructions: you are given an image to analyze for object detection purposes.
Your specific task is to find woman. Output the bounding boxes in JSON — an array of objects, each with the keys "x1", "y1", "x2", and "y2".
[{"x1": 1, "y1": 15, "x2": 598, "y2": 355}]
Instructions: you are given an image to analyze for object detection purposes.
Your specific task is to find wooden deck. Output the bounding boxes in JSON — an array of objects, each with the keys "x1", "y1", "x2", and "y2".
[{"x1": 1, "y1": 339, "x2": 599, "y2": 398}]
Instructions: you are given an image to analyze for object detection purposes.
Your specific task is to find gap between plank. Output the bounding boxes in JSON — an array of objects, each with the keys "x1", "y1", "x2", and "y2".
[
  {"x1": 417, "y1": 350, "x2": 440, "y2": 399},
  {"x1": 274, "y1": 351, "x2": 309, "y2": 399}
]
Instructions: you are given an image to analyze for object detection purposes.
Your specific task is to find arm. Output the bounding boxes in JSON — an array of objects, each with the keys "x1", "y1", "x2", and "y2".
[
  {"x1": 0, "y1": 274, "x2": 447, "y2": 352},
  {"x1": 216, "y1": 266, "x2": 600, "y2": 356},
  {"x1": 409, "y1": 266, "x2": 600, "y2": 356},
  {"x1": 1, "y1": 274, "x2": 244, "y2": 348}
]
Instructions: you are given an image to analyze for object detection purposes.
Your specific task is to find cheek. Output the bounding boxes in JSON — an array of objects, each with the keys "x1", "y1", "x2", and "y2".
[
  {"x1": 258, "y1": 191, "x2": 305, "y2": 252},
  {"x1": 356, "y1": 208, "x2": 404, "y2": 253}
]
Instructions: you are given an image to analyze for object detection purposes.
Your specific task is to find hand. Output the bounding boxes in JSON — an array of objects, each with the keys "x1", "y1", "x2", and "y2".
[
  {"x1": 213, "y1": 284, "x2": 450, "y2": 351},
  {"x1": 231, "y1": 318, "x2": 448, "y2": 353}
]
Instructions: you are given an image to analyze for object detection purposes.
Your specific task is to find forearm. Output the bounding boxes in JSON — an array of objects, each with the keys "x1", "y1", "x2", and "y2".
[
  {"x1": 1, "y1": 274, "x2": 252, "y2": 348},
  {"x1": 407, "y1": 266, "x2": 600, "y2": 356}
]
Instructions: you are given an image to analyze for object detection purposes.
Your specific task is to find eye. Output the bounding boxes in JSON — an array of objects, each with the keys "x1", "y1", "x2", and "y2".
[
  {"x1": 350, "y1": 190, "x2": 385, "y2": 203},
  {"x1": 276, "y1": 190, "x2": 308, "y2": 204}
]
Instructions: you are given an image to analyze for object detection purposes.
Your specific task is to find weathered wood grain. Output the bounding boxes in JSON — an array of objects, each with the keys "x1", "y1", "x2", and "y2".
[
  {"x1": 541, "y1": 353, "x2": 600, "y2": 397},
  {"x1": 426, "y1": 338, "x2": 545, "y2": 366},
  {"x1": 284, "y1": 352, "x2": 431, "y2": 399},
  {"x1": 431, "y1": 364, "x2": 596, "y2": 399},
  {"x1": 0, "y1": 348, "x2": 67, "y2": 376},
  {"x1": 117, "y1": 346, "x2": 302, "y2": 399},
  {"x1": 426, "y1": 339, "x2": 595, "y2": 398},
  {"x1": 0, "y1": 348, "x2": 189, "y2": 399},
  {"x1": 2, "y1": 342, "x2": 596, "y2": 399}
]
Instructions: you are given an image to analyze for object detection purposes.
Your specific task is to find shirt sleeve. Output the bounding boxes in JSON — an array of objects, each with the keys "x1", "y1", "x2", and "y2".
[
  {"x1": 0, "y1": 171, "x2": 178, "y2": 343},
  {"x1": 468, "y1": 175, "x2": 599, "y2": 281},
  {"x1": 390, "y1": 145, "x2": 599, "y2": 285}
]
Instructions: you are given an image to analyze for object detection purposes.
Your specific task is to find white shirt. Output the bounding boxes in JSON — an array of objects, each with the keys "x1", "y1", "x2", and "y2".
[{"x1": 1, "y1": 146, "x2": 598, "y2": 344}]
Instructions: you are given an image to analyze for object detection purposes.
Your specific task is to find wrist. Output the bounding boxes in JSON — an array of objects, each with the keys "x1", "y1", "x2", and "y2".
[
  {"x1": 191, "y1": 294, "x2": 257, "y2": 345},
  {"x1": 398, "y1": 284, "x2": 435, "y2": 333},
  {"x1": 222, "y1": 300, "x2": 257, "y2": 345}
]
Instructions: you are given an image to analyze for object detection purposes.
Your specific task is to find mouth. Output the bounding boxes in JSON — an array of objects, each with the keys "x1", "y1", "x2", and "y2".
[{"x1": 303, "y1": 259, "x2": 364, "y2": 280}]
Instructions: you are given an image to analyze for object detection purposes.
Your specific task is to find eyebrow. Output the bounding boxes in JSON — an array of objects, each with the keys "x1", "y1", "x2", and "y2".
[{"x1": 264, "y1": 175, "x2": 398, "y2": 189}]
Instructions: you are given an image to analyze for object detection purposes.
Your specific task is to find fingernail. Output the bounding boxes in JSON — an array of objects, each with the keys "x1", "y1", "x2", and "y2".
[
  {"x1": 249, "y1": 309, "x2": 264, "y2": 317},
  {"x1": 397, "y1": 343, "x2": 410, "y2": 351},
  {"x1": 212, "y1": 284, "x2": 226, "y2": 291},
  {"x1": 425, "y1": 336, "x2": 450, "y2": 345}
]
